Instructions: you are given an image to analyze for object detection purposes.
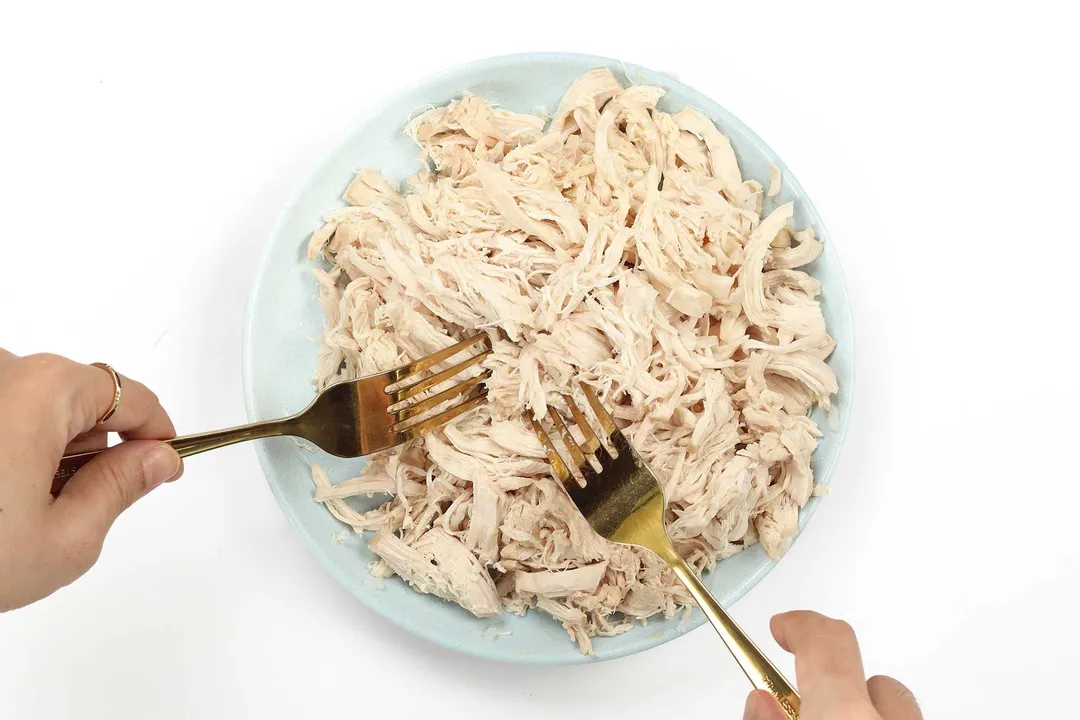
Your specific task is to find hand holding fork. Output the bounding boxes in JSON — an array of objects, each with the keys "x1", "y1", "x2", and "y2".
[{"x1": 52, "y1": 334, "x2": 493, "y2": 494}]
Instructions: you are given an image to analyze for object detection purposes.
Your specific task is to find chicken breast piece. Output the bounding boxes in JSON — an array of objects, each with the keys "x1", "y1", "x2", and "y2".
[{"x1": 369, "y1": 528, "x2": 500, "y2": 618}]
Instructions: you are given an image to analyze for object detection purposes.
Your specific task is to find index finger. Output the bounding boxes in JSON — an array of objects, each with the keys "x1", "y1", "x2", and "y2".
[
  {"x1": 64, "y1": 370, "x2": 177, "y2": 450},
  {"x1": 2, "y1": 355, "x2": 176, "y2": 482},
  {"x1": 30, "y1": 356, "x2": 174, "y2": 440},
  {"x1": 771, "y1": 611, "x2": 873, "y2": 711},
  {"x1": 77, "y1": 368, "x2": 176, "y2": 441}
]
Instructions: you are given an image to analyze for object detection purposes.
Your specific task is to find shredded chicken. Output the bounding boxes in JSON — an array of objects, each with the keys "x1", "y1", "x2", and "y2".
[
  {"x1": 768, "y1": 163, "x2": 782, "y2": 197},
  {"x1": 306, "y1": 69, "x2": 838, "y2": 654}
]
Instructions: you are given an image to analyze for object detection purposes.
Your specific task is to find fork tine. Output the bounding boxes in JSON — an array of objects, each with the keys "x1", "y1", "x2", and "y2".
[
  {"x1": 530, "y1": 417, "x2": 571, "y2": 483},
  {"x1": 390, "y1": 348, "x2": 493, "y2": 402},
  {"x1": 564, "y1": 395, "x2": 601, "y2": 454},
  {"x1": 392, "y1": 370, "x2": 491, "y2": 422},
  {"x1": 396, "y1": 387, "x2": 488, "y2": 436},
  {"x1": 564, "y1": 393, "x2": 615, "y2": 467},
  {"x1": 580, "y1": 384, "x2": 618, "y2": 436},
  {"x1": 547, "y1": 407, "x2": 588, "y2": 471},
  {"x1": 392, "y1": 334, "x2": 492, "y2": 380}
]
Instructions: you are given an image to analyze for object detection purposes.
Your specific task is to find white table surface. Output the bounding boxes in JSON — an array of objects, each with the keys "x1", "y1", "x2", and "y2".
[{"x1": 2, "y1": 2, "x2": 1077, "y2": 718}]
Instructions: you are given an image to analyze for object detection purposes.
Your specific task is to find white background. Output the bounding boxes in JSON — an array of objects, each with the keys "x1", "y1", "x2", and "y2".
[{"x1": 1, "y1": 1, "x2": 1077, "y2": 718}]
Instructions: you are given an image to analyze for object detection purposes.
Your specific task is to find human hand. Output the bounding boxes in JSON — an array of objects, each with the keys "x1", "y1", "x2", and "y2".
[
  {"x1": 0, "y1": 350, "x2": 181, "y2": 611},
  {"x1": 743, "y1": 611, "x2": 921, "y2": 720}
]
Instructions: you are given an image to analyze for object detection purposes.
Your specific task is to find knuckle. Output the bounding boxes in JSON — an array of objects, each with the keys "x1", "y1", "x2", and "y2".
[
  {"x1": 828, "y1": 618, "x2": 858, "y2": 642},
  {"x1": 142, "y1": 384, "x2": 161, "y2": 405},
  {"x1": 23, "y1": 353, "x2": 75, "y2": 381},
  {"x1": 143, "y1": 386, "x2": 170, "y2": 418}
]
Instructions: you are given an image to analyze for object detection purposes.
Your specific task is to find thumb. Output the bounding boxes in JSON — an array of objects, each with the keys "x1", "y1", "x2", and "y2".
[
  {"x1": 57, "y1": 440, "x2": 182, "y2": 531},
  {"x1": 743, "y1": 691, "x2": 787, "y2": 720}
]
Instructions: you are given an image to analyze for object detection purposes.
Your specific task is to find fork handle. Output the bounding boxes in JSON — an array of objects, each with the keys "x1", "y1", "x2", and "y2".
[
  {"x1": 51, "y1": 417, "x2": 295, "y2": 495},
  {"x1": 665, "y1": 551, "x2": 801, "y2": 719}
]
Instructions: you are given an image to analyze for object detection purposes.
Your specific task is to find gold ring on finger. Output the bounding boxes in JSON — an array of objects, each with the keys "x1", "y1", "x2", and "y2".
[{"x1": 90, "y1": 362, "x2": 123, "y2": 425}]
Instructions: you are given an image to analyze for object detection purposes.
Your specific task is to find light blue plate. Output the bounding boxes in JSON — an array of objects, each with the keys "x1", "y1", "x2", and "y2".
[{"x1": 242, "y1": 52, "x2": 854, "y2": 664}]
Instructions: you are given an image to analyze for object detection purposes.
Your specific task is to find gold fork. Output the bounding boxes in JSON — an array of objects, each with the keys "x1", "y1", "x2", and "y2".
[
  {"x1": 51, "y1": 334, "x2": 493, "y2": 495},
  {"x1": 531, "y1": 384, "x2": 801, "y2": 720}
]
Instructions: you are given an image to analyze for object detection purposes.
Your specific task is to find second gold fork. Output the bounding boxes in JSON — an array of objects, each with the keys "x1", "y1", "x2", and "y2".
[{"x1": 531, "y1": 385, "x2": 801, "y2": 719}]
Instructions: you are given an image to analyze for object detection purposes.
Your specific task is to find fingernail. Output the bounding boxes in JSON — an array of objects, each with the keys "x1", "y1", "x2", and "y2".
[
  {"x1": 143, "y1": 445, "x2": 182, "y2": 492},
  {"x1": 166, "y1": 458, "x2": 185, "y2": 483}
]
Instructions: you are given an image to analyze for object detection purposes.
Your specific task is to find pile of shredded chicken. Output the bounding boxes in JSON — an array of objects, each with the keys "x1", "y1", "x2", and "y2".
[{"x1": 306, "y1": 69, "x2": 837, "y2": 654}]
